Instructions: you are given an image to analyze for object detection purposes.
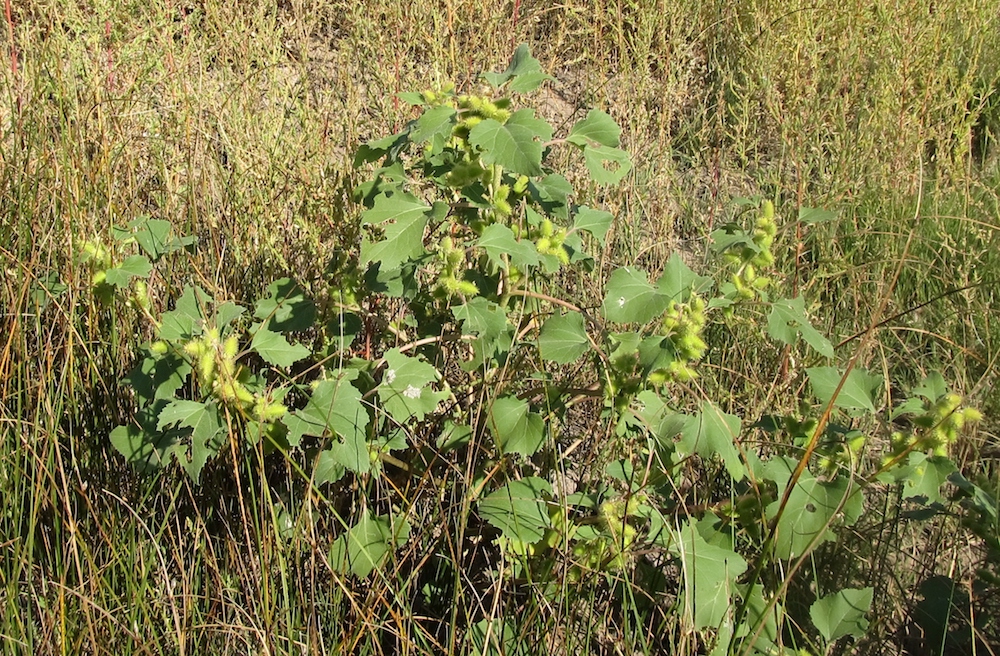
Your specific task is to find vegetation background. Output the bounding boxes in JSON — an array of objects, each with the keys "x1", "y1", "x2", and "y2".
[{"x1": 2, "y1": 0, "x2": 998, "y2": 654}]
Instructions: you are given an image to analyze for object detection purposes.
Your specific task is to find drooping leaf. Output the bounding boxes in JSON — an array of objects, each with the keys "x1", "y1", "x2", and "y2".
[
  {"x1": 677, "y1": 402, "x2": 744, "y2": 479},
  {"x1": 410, "y1": 105, "x2": 457, "y2": 152},
  {"x1": 155, "y1": 399, "x2": 226, "y2": 482},
  {"x1": 158, "y1": 285, "x2": 211, "y2": 341},
  {"x1": 877, "y1": 452, "x2": 957, "y2": 505},
  {"x1": 379, "y1": 349, "x2": 448, "y2": 422},
  {"x1": 468, "y1": 109, "x2": 552, "y2": 176},
  {"x1": 103, "y1": 255, "x2": 152, "y2": 288},
  {"x1": 810, "y1": 588, "x2": 873, "y2": 642},
  {"x1": 251, "y1": 323, "x2": 310, "y2": 368},
  {"x1": 476, "y1": 224, "x2": 540, "y2": 270},
  {"x1": 673, "y1": 518, "x2": 748, "y2": 629},
  {"x1": 601, "y1": 267, "x2": 669, "y2": 324},
  {"x1": 538, "y1": 311, "x2": 590, "y2": 364},
  {"x1": 582, "y1": 143, "x2": 632, "y2": 184},
  {"x1": 482, "y1": 43, "x2": 553, "y2": 92},
  {"x1": 478, "y1": 477, "x2": 552, "y2": 543},
  {"x1": 567, "y1": 109, "x2": 621, "y2": 148},
  {"x1": 572, "y1": 206, "x2": 614, "y2": 246},
  {"x1": 657, "y1": 252, "x2": 712, "y2": 302},
  {"x1": 360, "y1": 191, "x2": 433, "y2": 269},
  {"x1": 807, "y1": 367, "x2": 881, "y2": 414},
  {"x1": 284, "y1": 374, "x2": 369, "y2": 472},
  {"x1": 488, "y1": 395, "x2": 546, "y2": 456},
  {"x1": 329, "y1": 511, "x2": 411, "y2": 578},
  {"x1": 254, "y1": 278, "x2": 316, "y2": 332},
  {"x1": 799, "y1": 206, "x2": 837, "y2": 224},
  {"x1": 768, "y1": 297, "x2": 835, "y2": 358},
  {"x1": 765, "y1": 460, "x2": 864, "y2": 559}
]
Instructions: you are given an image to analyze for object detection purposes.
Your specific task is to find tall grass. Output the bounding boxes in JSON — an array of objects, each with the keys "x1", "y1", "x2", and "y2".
[{"x1": 2, "y1": 0, "x2": 998, "y2": 653}]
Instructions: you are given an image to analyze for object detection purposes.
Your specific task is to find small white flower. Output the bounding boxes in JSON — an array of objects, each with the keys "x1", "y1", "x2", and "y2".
[
  {"x1": 403, "y1": 385, "x2": 421, "y2": 399},
  {"x1": 385, "y1": 369, "x2": 396, "y2": 384},
  {"x1": 617, "y1": 296, "x2": 626, "y2": 308}
]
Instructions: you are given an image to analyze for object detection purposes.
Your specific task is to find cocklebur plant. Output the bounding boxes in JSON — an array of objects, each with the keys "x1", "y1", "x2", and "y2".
[{"x1": 105, "y1": 46, "x2": 985, "y2": 653}]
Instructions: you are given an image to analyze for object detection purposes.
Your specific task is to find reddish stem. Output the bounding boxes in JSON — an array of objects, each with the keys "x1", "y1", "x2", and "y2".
[{"x1": 4, "y1": 0, "x2": 16, "y2": 77}]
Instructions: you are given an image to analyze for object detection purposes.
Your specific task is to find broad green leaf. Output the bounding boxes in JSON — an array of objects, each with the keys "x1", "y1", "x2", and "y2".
[
  {"x1": 538, "y1": 312, "x2": 590, "y2": 364},
  {"x1": 811, "y1": 588, "x2": 872, "y2": 642},
  {"x1": 104, "y1": 255, "x2": 152, "y2": 288},
  {"x1": 213, "y1": 302, "x2": 246, "y2": 332},
  {"x1": 601, "y1": 267, "x2": 669, "y2": 324},
  {"x1": 768, "y1": 297, "x2": 835, "y2": 358},
  {"x1": 254, "y1": 278, "x2": 316, "y2": 332},
  {"x1": 476, "y1": 224, "x2": 539, "y2": 270},
  {"x1": 799, "y1": 206, "x2": 837, "y2": 224},
  {"x1": 877, "y1": 452, "x2": 956, "y2": 505},
  {"x1": 710, "y1": 226, "x2": 759, "y2": 254},
  {"x1": 482, "y1": 43, "x2": 552, "y2": 92},
  {"x1": 468, "y1": 109, "x2": 552, "y2": 176},
  {"x1": 529, "y1": 174, "x2": 573, "y2": 219},
  {"x1": 726, "y1": 584, "x2": 783, "y2": 656},
  {"x1": 488, "y1": 395, "x2": 546, "y2": 456},
  {"x1": 567, "y1": 109, "x2": 621, "y2": 148},
  {"x1": 657, "y1": 252, "x2": 712, "y2": 301},
  {"x1": 468, "y1": 618, "x2": 531, "y2": 656},
  {"x1": 453, "y1": 297, "x2": 511, "y2": 363},
  {"x1": 478, "y1": 477, "x2": 552, "y2": 543},
  {"x1": 285, "y1": 375, "x2": 369, "y2": 472},
  {"x1": 582, "y1": 143, "x2": 632, "y2": 184},
  {"x1": 673, "y1": 518, "x2": 748, "y2": 629},
  {"x1": 122, "y1": 350, "x2": 191, "y2": 405},
  {"x1": 313, "y1": 448, "x2": 346, "y2": 485},
  {"x1": 912, "y1": 371, "x2": 948, "y2": 401},
  {"x1": 251, "y1": 324, "x2": 310, "y2": 368},
  {"x1": 677, "y1": 402, "x2": 744, "y2": 479},
  {"x1": 765, "y1": 461, "x2": 864, "y2": 559},
  {"x1": 410, "y1": 105, "x2": 456, "y2": 152},
  {"x1": 158, "y1": 285, "x2": 211, "y2": 341},
  {"x1": 155, "y1": 399, "x2": 225, "y2": 482},
  {"x1": 29, "y1": 271, "x2": 67, "y2": 309},
  {"x1": 572, "y1": 206, "x2": 614, "y2": 246},
  {"x1": 329, "y1": 512, "x2": 410, "y2": 578},
  {"x1": 360, "y1": 191, "x2": 433, "y2": 269},
  {"x1": 130, "y1": 218, "x2": 173, "y2": 260},
  {"x1": 110, "y1": 403, "x2": 182, "y2": 473},
  {"x1": 379, "y1": 349, "x2": 448, "y2": 422},
  {"x1": 807, "y1": 367, "x2": 881, "y2": 414},
  {"x1": 353, "y1": 130, "x2": 409, "y2": 166}
]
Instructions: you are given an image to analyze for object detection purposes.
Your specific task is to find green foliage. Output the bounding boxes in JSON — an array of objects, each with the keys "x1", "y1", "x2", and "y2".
[{"x1": 99, "y1": 47, "x2": 987, "y2": 654}]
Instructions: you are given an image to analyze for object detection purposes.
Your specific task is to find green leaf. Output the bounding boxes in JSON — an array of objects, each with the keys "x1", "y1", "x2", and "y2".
[
  {"x1": 285, "y1": 374, "x2": 369, "y2": 472},
  {"x1": 538, "y1": 312, "x2": 590, "y2": 364},
  {"x1": 765, "y1": 460, "x2": 864, "y2": 559},
  {"x1": 799, "y1": 206, "x2": 837, "y2": 224},
  {"x1": 572, "y1": 206, "x2": 614, "y2": 246},
  {"x1": 110, "y1": 403, "x2": 183, "y2": 473},
  {"x1": 912, "y1": 371, "x2": 948, "y2": 401},
  {"x1": 329, "y1": 511, "x2": 410, "y2": 578},
  {"x1": 567, "y1": 109, "x2": 621, "y2": 148},
  {"x1": 158, "y1": 285, "x2": 211, "y2": 341},
  {"x1": 482, "y1": 43, "x2": 553, "y2": 92},
  {"x1": 104, "y1": 255, "x2": 152, "y2": 288},
  {"x1": 453, "y1": 297, "x2": 511, "y2": 363},
  {"x1": 122, "y1": 350, "x2": 192, "y2": 405},
  {"x1": 673, "y1": 518, "x2": 748, "y2": 629},
  {"x1": 811, "y1": 588, "x2": 873, "y2": 642},
  {"x1": 251, "y1": 324, "x2": 310, "y2": 368},
  {"x1": 476, "y1": 224, "x2": 540, "y2": 270},
  {"x1": 379, "y1": 349, "x2": 448, "y2": 422},
  {"x1": 768, "y1": 297, "x2": 835, "y2": 358},
  {"x1": 529, "y1": 174, "x2": 573, "y2": 219},
  {"x1": 677, "y1": 402, "x2": 744, "y2": 479},
  {"x1": 601, "y1": 267, "x2": 669, "y2": 324},
  {"x1": 468, "y1": 109, "x2": 553, "y2": 177},
  {"x1": 360, "y1": 191, "x2": 433, "y2": 269},
  {"x1": 582, "y1": 143, "x2": 632, "y2": 184},
  {"x1": 478, "y1": 477, "x2": 552, "y2": 543},
  {"x1": 155, "y1": 399, "x2": 226, "y2": 482},
  {"x1": 313, "y1": 448, "x2": 346, "y2": 485},
  {"x1": 130, "y1": 218, "x2": 173, "y2": 260},
  {"x1": 710, "y1": 226, "x2": 759, "y2": 254},
  {"x1": 877, "y1": 452, "x2": 956, "y2": 505},
  {"x1": 29, "y1": 271, "x2": 68, "y2": 309},
  {"x1": 488, "y1": 396, "x2": 546, "y2": 456},
  {"x1": 807, "y1": 367, "x2": 881, "y2": 414},
  {"x1": 657, "y1": 252, "x2": 712, "y2": 302},
  {"x1": 254, "y1": 278, "x2": 316, "y2": 332},
  {"x1": 410, "y1": 105, "x2": 457, "y2": 153}
]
